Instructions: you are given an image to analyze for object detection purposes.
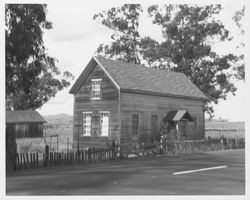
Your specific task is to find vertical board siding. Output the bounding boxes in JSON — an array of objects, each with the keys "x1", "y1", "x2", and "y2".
[
  {"x1": 6, "y1": 123, "x2": 44, "y2": 138},
  {"x1": 73, "y1": 64, "x2": 120, "y2": 149},
  {"x1": 120, "y1": 92, "x2": 205, "y2": 154}
]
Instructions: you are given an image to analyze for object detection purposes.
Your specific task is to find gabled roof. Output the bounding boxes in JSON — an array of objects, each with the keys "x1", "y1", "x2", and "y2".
[
  {"x1": 70, "y1": 56, "x2": 208, "y2": 101},
  {"x1": 163, "y1": 110, "x2": 194, "y2": 122},
  {"x1": 6, "y1": 110, "x2": 46, "y2": 124}
]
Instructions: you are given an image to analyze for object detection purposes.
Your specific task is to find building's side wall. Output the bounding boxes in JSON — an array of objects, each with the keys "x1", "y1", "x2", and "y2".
[
  {"x1": 73, "y1": 64, "x2": 120, "y2": 149},
  {"x1": 6, "y1": 123, "x2": 44, "y2": 138},
  {"x1": 120, "y1": 92, "x2": 205, "y2": 154}
]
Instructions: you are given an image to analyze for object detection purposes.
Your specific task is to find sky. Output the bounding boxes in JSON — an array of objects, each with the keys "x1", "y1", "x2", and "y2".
[{"x1": 9, "y1": 1, "x2": 246, "y2": 122}]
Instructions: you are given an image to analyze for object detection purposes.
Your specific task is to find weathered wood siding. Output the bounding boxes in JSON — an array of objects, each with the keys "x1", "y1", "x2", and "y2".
[
  {"x1": 6, "y1": 123, "x2": 44, "y2": 138},
  {"x1": 120, "y1": 91, "x2": 205, "y2": 154},
  {"x1": 73, "y1": 64, "x2": 120, "y2": 149}
]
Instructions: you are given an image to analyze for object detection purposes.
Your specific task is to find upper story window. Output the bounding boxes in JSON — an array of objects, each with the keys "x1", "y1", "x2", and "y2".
[{"x1": 91, "y1": 79, "x2": 102, "y2": 100}]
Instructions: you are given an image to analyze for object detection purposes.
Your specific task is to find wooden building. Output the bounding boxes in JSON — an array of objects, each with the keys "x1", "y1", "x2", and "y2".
[
  {"x1": 6, "y1": 110, "x2": 46, "y2": 138},
  {"x1": 69, "y1": 56, "x2": 208, "y2": 155}
]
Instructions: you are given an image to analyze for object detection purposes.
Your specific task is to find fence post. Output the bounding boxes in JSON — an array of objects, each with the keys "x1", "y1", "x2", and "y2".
[
  {"x1": 57, "y1": 135, "x2": 59, "y2": 152},
  {"x1": 83, "y1": 151, "x2": 86, "y2": 163},
  {"x1": 67, "y1": 138, "x2": 69, "y2": 153},
  {"x1": 59, "y1": 152, "x2": 62, "y2": 165},
  {"x1": 30, "y1": 153, "x2": 33, "y2": 168},
  {"x1": 16, "y1": 153, "x2": 20, "y2": 170},
  {"x1": 66, "y1": 152, "x2": 68, "y2": 165},
  {"x1": 26, "y1": 153, "x2": 29, "y2": 168},
  {"x1": 65, "y1": 152, "x2": 68, "y2": 165},
  {"x1": 42, "y1": 153, "x2": 45, "y2": 167},
  {"x1": 64, "y1": 152, "x2": 67, "y2": 165},
  {"x1": 14, "y1": 154, "x2": 18, "y2": 170},
  {"x1": 81, "y1": 151, "x2": 84, "y2": 163},
  {"x1": 88, "y1": 148, "x2": 91, "y2": 163},
  {"x1": 45, "y1": 145, "x2": 49, "y2": 167},
  {"x1": 50, "y1": 136, "x2": 52, "y2": 149},
  {"x1": 49, "y1": 152, "x2": 52, "y2": 166},
  {"x1": 53, "y1": 152, "x2": 56, "y2": 165},
  {"x1": 23, "y1": 153, "x2": 26, "y2": 169},
  {"x1": 36, "y1": 153, "x2": 39, "y2": 168},
  {"x1": 19, "y1": 153, "x2": 23, "y2": 170}
]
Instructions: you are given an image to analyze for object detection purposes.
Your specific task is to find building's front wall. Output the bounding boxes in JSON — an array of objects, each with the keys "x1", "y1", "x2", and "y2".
[
  {"x1": 120, "y1": 91, "x2": 205, "y2": 154},
  {"x1": 73, "y1": 64, "x2": 120, "y2": 149}
]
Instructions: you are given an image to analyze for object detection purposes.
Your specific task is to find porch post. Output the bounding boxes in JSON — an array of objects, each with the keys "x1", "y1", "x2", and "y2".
[{"x1": 176, "y1": 123, "x2": 179, "y2": 135}]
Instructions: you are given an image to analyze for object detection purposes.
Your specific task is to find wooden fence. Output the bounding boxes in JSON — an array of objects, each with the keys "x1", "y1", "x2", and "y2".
[
  {"x1": 169, "y1": 138, "x2": 245, "y2": 154},
  {"x1": 7, "y1": 138, "x2": 245, "y2": 171},
  {"x1": 6, "y1": 146, "x2": 120, "y2": 171},
  {"x1": 6, "y1": 152, "x2": 40, "y2": 171}
]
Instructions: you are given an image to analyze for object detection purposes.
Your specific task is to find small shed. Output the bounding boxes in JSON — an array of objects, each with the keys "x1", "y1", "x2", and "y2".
[{"x1": 6, "y1": 110, "x2": 46, "y2": 138}]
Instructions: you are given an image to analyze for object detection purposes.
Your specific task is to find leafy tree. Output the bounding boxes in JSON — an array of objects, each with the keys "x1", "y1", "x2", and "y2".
[
  {"x1": 93, "y1": 4, "x2": 143, "y2": 64},
  {"x1": 94, "y1": 4, "x2": 243, "y2": 116},
  {"x1": 5, "y1": 4, "x2": 73, "y2": 110},
  {"x1": 233, "y1": 6, "x2": 245, "y2": 35},
  {"x1": 232, "y1": 6, "x2": 245, "y2": 80}
]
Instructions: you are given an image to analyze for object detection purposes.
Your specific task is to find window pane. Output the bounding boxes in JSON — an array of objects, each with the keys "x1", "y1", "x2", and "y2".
[
  {"x1": 100, "y1": 112, "x2": 109, "y2": 136},
  {"x1": 83, "y1": 113, "x2": 92, "y2": 136},
  {"x1": 91, "y1": 80, "x2": 102, "y2": 100}
]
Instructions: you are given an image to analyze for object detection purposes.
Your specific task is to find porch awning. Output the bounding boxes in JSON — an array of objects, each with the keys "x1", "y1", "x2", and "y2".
[{"x1": 163, "y1": 110, "x2": 194, "y2": 122}]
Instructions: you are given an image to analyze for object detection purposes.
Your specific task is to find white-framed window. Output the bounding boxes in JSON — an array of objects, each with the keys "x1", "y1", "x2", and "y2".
[
  {"x1": 99, "y1": 111, "x2": 109, "y2": 136},
  {"x1": 91, "y1": 79, "x2": 102, "y2": 100},
  {"x1": 82, "y1": 112, "x2": 92, "y2": 136}
]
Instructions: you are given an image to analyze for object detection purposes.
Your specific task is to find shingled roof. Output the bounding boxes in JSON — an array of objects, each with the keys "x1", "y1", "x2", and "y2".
[
  {"x1": 6, "y1": 110, "x2": 46, "y2": 124},
  {"x1": 70, "y1": 56, "x2": 208, "y2": 101}
]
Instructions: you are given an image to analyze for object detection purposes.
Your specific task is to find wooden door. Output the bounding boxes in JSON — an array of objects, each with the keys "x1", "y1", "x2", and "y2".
[{"x1": 186, "y1": 121, "x2": 195, "y2": 138}]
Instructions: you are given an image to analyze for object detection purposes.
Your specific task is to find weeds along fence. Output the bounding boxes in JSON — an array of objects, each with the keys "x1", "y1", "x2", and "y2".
[
  {"x1": 171, "y1": 138, "x2": 245, "y2": 154},
  {"x1": 6, "y1": 146, "x2": 120, "y2": 171}
]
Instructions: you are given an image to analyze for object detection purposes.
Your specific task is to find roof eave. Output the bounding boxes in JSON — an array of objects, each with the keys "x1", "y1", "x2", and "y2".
[
  {"x1": 120, "y1": 88, "x2": 209, "y2": 102},
  {"x1": 69, "y1": 57, "x2": 97, "y2": 94},
  {"x1": 69, "y1": 57, "x2": 121, "y2": 95},
  {"x1": 93, "y1": 56, "x2": 120, "y2": 90},
  {"x1": 6, "y1": 121, "x2": 46, "y2": 124}
]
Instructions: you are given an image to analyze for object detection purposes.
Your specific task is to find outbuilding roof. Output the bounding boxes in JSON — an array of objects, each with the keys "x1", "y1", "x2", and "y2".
[
  {"x1": 6, "y1": 110, "x2": 46, "y2": 124},
  {"x1": 70, "y1": 56, "x2": 208, "y2": 101}
]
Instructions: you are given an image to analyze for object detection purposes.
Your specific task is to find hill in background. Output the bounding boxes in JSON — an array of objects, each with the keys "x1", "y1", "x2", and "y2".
[{"x1": 43, "y1": 114, "x2": 73, "y2": 127}]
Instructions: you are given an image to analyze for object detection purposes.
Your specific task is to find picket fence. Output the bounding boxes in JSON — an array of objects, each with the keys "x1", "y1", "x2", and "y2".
[
  {"x1": 6, "y1": 146, "x2": 120, "y2": 171},
  {"x1": 7, "y1": 138, "x2": 245, "y2": 171}
]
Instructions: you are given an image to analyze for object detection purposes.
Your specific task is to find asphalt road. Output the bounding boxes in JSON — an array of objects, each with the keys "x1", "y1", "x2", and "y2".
[{"x1": 6, "y1": 149, "x2": 245, "y2": 195}]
